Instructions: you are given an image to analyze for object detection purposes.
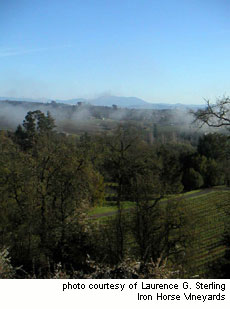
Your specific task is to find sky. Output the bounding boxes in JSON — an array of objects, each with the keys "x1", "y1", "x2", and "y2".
[{"x1": 1, "y1": 0, "x2": 230, "y2": 105}]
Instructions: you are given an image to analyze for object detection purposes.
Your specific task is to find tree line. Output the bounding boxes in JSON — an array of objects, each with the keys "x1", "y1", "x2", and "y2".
[{"x1": 0, "y1": 99, "x2": 230, "y2": 278}]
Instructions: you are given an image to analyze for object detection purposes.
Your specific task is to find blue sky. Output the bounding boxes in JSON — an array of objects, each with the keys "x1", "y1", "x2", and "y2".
[{"x1": 1, "y1": 0, "x2": 230, "y2": 104}]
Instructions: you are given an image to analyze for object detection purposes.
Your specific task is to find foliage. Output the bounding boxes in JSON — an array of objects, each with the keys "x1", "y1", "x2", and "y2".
[
  {"x1": 14, "y1": 110, "x2": 55, "y2": 150},
  {"x1": 197, "y1": 133, "x2": 228, "y2": 160},
  {"x1": 50, "y1": 255, "x2": 182, "y2": 279},
  {"x1": 0, "y1": 109, "x2": 230, "y2": 278},
  {"x1": 183, "y1": 168, "x2": 204, "y2": 190},
  {"x1": 0, "y1": 248, "x2": 17, "y2": 279}
]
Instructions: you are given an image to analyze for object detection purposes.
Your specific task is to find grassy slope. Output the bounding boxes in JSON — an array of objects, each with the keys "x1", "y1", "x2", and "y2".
[
  {"x1": 183, "y1": 190, "x2": 230, "y2": 276},
  {"x1": 88, "y1": 189, "x2": 204, "y2": 216},
  {"x1": 88, "y1": 188, "x2": 230, "y2": 277}
]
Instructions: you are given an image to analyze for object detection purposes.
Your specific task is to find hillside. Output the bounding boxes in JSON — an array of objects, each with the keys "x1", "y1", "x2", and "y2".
[{"x1": 0, "y1": 95, "x2": 204, "y2": 109}]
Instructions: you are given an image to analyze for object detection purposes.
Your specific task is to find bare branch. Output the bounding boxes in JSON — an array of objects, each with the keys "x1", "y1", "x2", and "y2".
[{"x1": 192, "y1": 96, "x2": 230, "y2": 128}]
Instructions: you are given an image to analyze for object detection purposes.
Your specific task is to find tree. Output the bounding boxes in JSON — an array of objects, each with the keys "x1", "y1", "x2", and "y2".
[
  {"x1": 23, "y1": 110, "x2": 55, "y2": 134},
  {"x1": 103, "y1": 125, "x2": 140, "y2": 260},
  {"x1": 192, "y1": 96, "x2": 230, "y2": 128},
  {"x1": 183, "y1": 168, "x2": 204, "y2": 190},
  {"x1": 156, "y1": 145, "x2": 184, "y2": 195},
  {"x1": 14, "y1": 110, "x2": 55, "y2": 150},
  {"x1": 1, "y1": 118, "x2": 105, "y2": 276},
  {"x1": 153, "y1": 123, "x2": 158, "y2": 139},
  {"x1": 193, "y1": 97, "x2": 230, "y2": 186},
  {"x1": 205, "y1": 159, "x2": 224, "y2": 187},
  {"x1": 197, "y1": 133, "x2": 228, "y2": 160}
]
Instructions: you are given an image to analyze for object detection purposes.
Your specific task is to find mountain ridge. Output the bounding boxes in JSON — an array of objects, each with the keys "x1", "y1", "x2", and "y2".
[{"x1": 0, "y1": 95, "x2": 204, "y2": 110}]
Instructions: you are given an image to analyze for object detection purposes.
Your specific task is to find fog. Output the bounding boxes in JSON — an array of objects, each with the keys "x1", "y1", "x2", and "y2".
[{"x1": 0, "y1": 99, "x2": 201, "y2": 135}]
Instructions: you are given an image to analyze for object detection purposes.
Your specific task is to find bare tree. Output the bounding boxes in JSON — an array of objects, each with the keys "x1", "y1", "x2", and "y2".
[{"x1": 192, "y1": 96, "x2": 230, "y2": 128}]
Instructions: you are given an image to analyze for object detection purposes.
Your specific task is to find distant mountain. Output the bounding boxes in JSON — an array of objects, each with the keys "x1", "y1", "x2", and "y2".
[
  {"x1": 89, "y1": 95, "x2": 150, "y2": 108},
  {"x1": 0, "y1": 96, "x2": 84, "y2": 105},
  {"x1": 0, "y1": 96, "x2": 50, "y2": 103},
  {"x1": 0, "y1": 95, "x2": 204, "y2": 110},
  {"x1": 54, "y1": 98, "x2": 86, "y2": 104},
  {"x1": 88, "y1": 95, "x2": 204, "y2": 110}
]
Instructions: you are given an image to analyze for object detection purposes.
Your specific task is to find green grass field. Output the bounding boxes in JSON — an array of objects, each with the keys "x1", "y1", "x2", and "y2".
[
  {"x1": 88, "y1": 188, "x2": 204, "y2": 216},
  {"x1": 88, "y1": 188, "x2": 230, "y2": 277}
]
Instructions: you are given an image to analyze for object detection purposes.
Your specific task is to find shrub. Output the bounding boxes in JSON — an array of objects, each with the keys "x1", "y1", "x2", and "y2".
[{"x1": 0, "y1": 248, "x2": 16, "y2": 278}]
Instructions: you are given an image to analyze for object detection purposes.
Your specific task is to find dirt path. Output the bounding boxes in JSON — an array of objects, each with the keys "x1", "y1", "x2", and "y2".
[{"x1": 91, "y1": 187, "x2": 230, "y2": 219}]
